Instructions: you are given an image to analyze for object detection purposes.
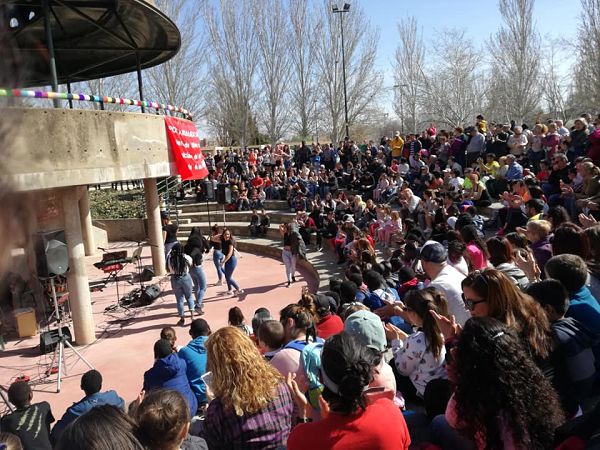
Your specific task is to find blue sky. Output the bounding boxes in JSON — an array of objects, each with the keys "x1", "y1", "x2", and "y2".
[{"x1": 368, "y1": 0, "x2": 581, "y2": 88}]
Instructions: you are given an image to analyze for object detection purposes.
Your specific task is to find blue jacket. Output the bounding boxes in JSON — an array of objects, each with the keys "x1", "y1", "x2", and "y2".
[
  {"x1": 178, "y1": 336, "x2": 209, "y2": 404},
  {"x1": 566, "y1": 286, "x2": 600, "y2": 335},
  {"x1": 144, "y1": 353, "x2": 198, "y2": 416},
  {"x1": 51, "y1": 390, "x2": 124, "y2": 441}
]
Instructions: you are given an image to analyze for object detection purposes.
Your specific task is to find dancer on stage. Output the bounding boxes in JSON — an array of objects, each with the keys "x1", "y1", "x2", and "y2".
[
  {"x1": 221, "y1": 229, "x2": 244, "y2": 296},
  {"x1": 210, "y1": 225, "x2": 225, "y2": 286}
]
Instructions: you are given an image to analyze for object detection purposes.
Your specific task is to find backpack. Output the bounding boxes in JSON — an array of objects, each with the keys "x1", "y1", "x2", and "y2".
[{"x1": 285, "y1": 338, "x2": 325, "y2": 410}]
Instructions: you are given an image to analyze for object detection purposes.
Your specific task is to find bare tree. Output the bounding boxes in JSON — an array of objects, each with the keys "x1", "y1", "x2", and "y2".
[
  {"x1": 571, "y1": 0, "x2": 600, "y2": 113},
  {"x1": 289, "y1": 0, "x2": 320, "y2": 141},
  {"x1": 419, "y1": 29, "x2": 486, "y2": 128},
  {"x1": 253, "y1": 0, "x2": 292, "y2": 147},
  {"x1": 73, "y1": 74, "x2": 136, "y2": 112},
  {"x1": 488, "y1": 0, "x2": 541, "y2": 123},
  {"x1": 540, "y1": 38, "x2": 571, "y2": 123},
  {"x1": 394, "y1": 17, "x2": 425, "y2": 134},
  {"x1": 203, "y1": 0, "x2": 259, "y2": 146},
  {"x1": 145, "y1": 0, "x2": 207, "y2": 119},
  {"x1": 314, "y1": 0, "x2": 382, "y2": 142}
]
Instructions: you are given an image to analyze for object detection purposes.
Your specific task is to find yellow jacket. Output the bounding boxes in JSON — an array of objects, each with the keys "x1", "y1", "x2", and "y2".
[{"x1": 391, "y1": 136, "x2": 404, "y2": 157}]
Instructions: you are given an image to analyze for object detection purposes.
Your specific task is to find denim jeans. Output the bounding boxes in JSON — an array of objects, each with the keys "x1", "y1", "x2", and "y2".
[
  {"x1": 224, "y1": 254, "x2": 240, "y2": 291},
  {"x1": 282, "y1": 249, "x2": 297, "y2": 282},
  {"x1": 213, "y1": 249, "x2": 224, "y2": 282},
  {"x1": 189, "y1": 264, "x2": 207, "y2": 308},
  {"x1": 171, "y1": 273, "x2": 194, "y2": 317}
]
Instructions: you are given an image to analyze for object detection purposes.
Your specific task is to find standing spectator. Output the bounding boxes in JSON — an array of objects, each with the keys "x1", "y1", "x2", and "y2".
[
  {"x1": 507, "y1": 126, "x2": 528, "y2": 158},
  {"x1": 167, "y1": 242, "x2": 195, "y2": 326},
  {"x1": 202, "y1": 327, "x2": 294, "y2": 449},
  {"x1": 178, "y1": 319, "x2": 211, "y2": 410},
  {"x1": 209, "y1": 225, "x2": 224, "y2": 286},
  {"x1": 279, "y1": 223, "x2": 305, "y2": 287},
  {"x1": 184, "y1": 227, "x2": 210, "y2": 316},
  {"x1": 221, "y1": 229, "x2": 243, "y2": 296},
  {"x1": 162, "y1": 212, "x2": 179, "y2": 258},
  {"x1": 1, "y1": 382, "x2": 54, "y2": 450},
  {"x1": 465, "y1": 127, "x2": 486, "y2": 167}
]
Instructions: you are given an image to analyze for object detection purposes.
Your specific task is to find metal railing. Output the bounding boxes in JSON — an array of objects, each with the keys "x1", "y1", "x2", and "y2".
[{"x1": 0, "y1": 89, "x2": 192, "y2": 120}]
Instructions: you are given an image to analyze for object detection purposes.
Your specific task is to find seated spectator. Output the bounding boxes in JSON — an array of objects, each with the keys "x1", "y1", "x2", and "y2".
[
  {"x1": 250, "y1": 307, "x2": 273, "y2": 345},
  {"x1": 228, "y1": 306, "x2": 252, "y2": 335},
  {"x1": 257, "y1": 320, "x2": 286, "y2": 360},
  {"x1": 55, "y1": 405, "x2": 143, "y2": 450},
  {"x1": 545, "y1": 254, "x2": 600, "y2": 336},
  {"x1": 287, "y1": 332, "x2": 411, "y2": 450},
  {"x1": 0, "y1": 433, "x2": 22, "y2": 450},
  {"x1": 527, "y1": 280, "x2": 598, "y2": 415},
  {"x1": 178, "y1": 319, "x2": 211, "y2": 410},
  {"x1": 299, "y1": 292, "x2": 344, "y2": 340},
  {"x1": 362, "y1": 270, "x2": 399, "y2": 310},
  {"x1": 460, "y1": 224, "x2": 489, "y2": 271},
  {"x1": 258, "y1": 209, "x2": 270, "y2": 236},
  {"x1": 202, "y1": 327, "x2": 293, "y2": 448},
  {"x1": 486, "y1": 236, "x2": 530, "y2": 289},
  {"x1": 143, "y1": 339, "x2": 198, "y2": 417},
  {"x1": 1, "y1": 381, "x2": 54, "y2": 450},
  {"x1": 135, "y1": 389, "x2": 207, "y2": 450},
  {"x1": 248, "y1": 209, "x2": 260, "y2": 236},
  {"x1": 431, "y1": 317, "x2": 564, "y2": 450},
  {"x1": 551, "y1": 222, "x2": 588, "y2": 258},
  {"x1": 160, "y1": 326, "x2": 180, "y2": 352},
  {"x1": 524, "y1": 219, "x2": 553, "y2": 274},
  {"x1": 270, "y1": 304, "x2": 319, "y2": 392},
  {"x1": 51, "y1": 370, "x2": 125, "y2": 442},
  {"x1": 384, "y1": 287, "x2": 450, "y2": 416}
]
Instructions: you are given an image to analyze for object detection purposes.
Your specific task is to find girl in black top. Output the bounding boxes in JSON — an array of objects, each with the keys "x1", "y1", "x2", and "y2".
[{"x1": 221, "y1": 229, "x2": 243, "y2": 296}]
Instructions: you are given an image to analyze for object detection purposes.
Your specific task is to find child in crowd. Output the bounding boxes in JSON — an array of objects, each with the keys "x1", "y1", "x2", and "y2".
[
  {"x1": 257, "y1": 320, "x2": 286, "y2": 360},
  {"x1": 160, "y1": 326, "x2": 181, "y2": 352},
  {"x1": 228, "y1": 306, "x2": 252, "y2": 335}
]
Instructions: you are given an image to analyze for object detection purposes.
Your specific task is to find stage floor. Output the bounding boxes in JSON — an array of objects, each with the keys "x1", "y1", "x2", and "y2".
[{"x1": 0, "y1": 242, "x2": 317, "y2": 417}]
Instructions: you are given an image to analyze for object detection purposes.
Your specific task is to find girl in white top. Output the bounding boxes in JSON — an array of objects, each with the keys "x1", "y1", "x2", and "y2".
[{"x1": 384, "y1": 287, "x2": 449, "y2": 397}]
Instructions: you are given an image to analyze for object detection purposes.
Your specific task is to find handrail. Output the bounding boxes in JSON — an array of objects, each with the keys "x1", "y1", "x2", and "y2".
[{"x1": 0, "y1": 89, "x2": 192, "y2": 120}]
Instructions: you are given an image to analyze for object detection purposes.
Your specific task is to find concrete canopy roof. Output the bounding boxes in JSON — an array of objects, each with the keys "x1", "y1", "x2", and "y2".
[{"x1": 2, "y1": 0, "x2": 181, "y2": 87}]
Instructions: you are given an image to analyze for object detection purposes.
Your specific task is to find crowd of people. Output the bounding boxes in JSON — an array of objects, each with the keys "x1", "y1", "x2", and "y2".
[{"x1": 3, "y1": 113, "x2": 600, "y2": 449}]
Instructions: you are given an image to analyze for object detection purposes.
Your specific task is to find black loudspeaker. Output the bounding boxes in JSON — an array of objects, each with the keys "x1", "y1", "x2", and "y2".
[
  {"x1": 140, "y1": 268, "x2": 155, "y2": 282},
  {"x1": 216, "y1": 184, "x2": 231, "y2": 205},
  {"x1": 35, "y1": 230, "x2": 69, "y2": 278},
  {"x1": 40, "y1": 327, "x2": 72, "y2": 354},
  {"x1": 139, "y1": 284, "x2": 161, "y2": 305}
]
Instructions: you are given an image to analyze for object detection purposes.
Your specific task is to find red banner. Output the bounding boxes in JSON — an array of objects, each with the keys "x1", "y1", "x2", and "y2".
[{"x1": 164, "y1": 116, "x2": 209, "y2": 181}]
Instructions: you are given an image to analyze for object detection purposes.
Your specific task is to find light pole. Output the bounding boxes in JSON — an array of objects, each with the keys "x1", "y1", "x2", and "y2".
[{"x1": 332, "y1": 3, "x2": 350, "y2": 141}]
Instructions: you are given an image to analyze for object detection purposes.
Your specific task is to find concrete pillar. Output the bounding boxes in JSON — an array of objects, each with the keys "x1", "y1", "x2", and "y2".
[
  {"x1": 144, "y1": 178, "x2": 166, "y2": 276},
  {"x1": 62, "y1": 187, "x2": 95, "y2": 345},
  {"x1": 79, "y1": 187, "x2": 95, "y2": 257}
]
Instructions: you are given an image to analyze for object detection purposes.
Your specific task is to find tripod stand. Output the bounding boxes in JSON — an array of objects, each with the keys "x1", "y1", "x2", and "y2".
[{"x1": 47, "y1": 277, "x2": 94, "y2": 392}]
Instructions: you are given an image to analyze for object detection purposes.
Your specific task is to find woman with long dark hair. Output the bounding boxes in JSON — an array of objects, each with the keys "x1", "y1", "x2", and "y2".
[
  {"x1": 485, "y1": 236, "x2": 529, "y2": 289},
  {"x1": 433, "y1": 317, "x2": 564, "y2": 450},
  {"x1": 221, "y1": 229, "x2": 243, "y2": 296},
  {"x1": 167, "y1": 243, "x2": 195, "y2": 326},
  {"x1": 287, "y1": 332, "x2": 411, "y2": 450},
  {"x1": 460, "y1": 224, "x2": 489, "y2": 270},
  {"x1": 184, "y1": 227, "x2": 210, "y2": 315},
  {"x1": 209, "y1": 225, "x2": 224, "y2": 285}
]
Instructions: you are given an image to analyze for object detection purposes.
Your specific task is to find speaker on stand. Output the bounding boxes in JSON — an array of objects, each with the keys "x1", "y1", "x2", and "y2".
[
  {"x1": 35, "y1": 230, "x2": 94, "y2": 392},
  {"x1": 216, "y1": 184, "x2": 230, "y2": 226}
]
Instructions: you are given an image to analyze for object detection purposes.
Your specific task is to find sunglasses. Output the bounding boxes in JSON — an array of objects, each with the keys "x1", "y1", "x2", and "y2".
[{"x1": 462, "y1": 270, "x2": 489, "y2": 311}]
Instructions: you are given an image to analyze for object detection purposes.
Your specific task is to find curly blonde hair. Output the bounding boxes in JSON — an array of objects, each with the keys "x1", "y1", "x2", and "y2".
[{"x1": 206, "y1": 326, "x2": 283, "y2": 416}]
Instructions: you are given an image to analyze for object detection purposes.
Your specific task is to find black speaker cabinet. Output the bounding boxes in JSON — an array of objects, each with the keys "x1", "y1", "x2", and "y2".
[
  {"x1": 36, "y1": 230, "x2": 69, "y2": 278},
  {"x1": 140, "y1": 284, "x2": 161, "y2": 305},
  {"x1": 216, "y1": 184, "x2": 231, "y2": 205},
  {"x1": 40, "y1": 327, "x2": 72, "y2": 354},
  {"x1": 140, "y1": 267, "x2": 155, "y2": 282}
]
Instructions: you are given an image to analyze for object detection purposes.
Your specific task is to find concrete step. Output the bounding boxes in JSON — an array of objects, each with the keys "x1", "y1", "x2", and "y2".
[
  {"x1": 176, "y1": 199, "x2": 289, "y2": 214},
  {"x1": 177, "y1": 221, "x2": 315, "y2": 243}
]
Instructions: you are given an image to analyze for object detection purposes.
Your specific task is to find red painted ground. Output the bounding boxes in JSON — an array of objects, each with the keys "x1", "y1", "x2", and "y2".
[{"x1": 0, "y1": 243, "x2": 317, "y2": 417}]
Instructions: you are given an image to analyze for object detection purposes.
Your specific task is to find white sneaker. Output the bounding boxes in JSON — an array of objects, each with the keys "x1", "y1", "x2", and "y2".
[{"x1": 235, "y1": 289, "x2": 245, "y2": 295}]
